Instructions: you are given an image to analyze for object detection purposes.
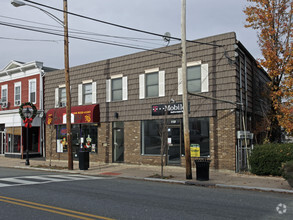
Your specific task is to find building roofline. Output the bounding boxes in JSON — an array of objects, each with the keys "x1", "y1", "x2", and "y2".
[{"x1": 236, "y1": 40, "x2": 271, "y2": 81}]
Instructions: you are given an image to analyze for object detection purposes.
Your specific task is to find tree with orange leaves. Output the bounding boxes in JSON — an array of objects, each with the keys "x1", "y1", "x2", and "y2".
[{"x1": 244, "y1": 0, "x2": 293, "y2": 141}]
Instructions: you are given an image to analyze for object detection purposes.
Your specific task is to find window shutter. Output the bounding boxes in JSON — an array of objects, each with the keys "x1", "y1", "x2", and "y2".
[
  {"x1": 178, "y1": 68, "x2": 183, "y2": 95},
  {"x1": 92, "y1": 82, "x2": 96, "y2": 104},
  {"x1": 201, "y1": 63, "x2": 209, "y2": 92},
  {"x1": 106, "y1": 79, "x2": 111, "y2": 102},
  {"x1": 78, "y1": 84, "x2": 83, "y2": 105},
  {"x1": 139, "y1": 74, "x2": 145, "y2": 99},
  {"x1": 122, "y1": 76, "x2": 128, "y2": 101},
  {"x1": 55, "y1": 88, "x2": 59, "y2": 107},
  {"x1": 158, "y1": 71, "x2": 165, "y2": 97}
]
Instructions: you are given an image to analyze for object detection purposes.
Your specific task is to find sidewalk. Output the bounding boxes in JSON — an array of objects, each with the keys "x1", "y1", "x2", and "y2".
[{"x1": 0, "y1": 156, "x2": 292, "y2": 194}]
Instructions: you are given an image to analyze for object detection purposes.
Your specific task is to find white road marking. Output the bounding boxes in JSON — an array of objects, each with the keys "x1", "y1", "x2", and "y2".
[{"x1": 0, "y1": 174, "x2": 108, "y2": 188}]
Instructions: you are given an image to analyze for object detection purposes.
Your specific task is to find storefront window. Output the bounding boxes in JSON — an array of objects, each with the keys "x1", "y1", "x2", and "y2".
[
  {"x1": 189, "y1": 118, "x2": 209, "y2": 157},
  {"x1": 56, "y1": 125, "x2": 67, "y2": 153},
  {"x1": 56, "y1": 124, "x2": 98, "y2": 154},
  {"x1": 141, "y1": 120, "x2": 162, "y2": 155},
  {"x1": 81, "y1": 124, "x2": 98, "y2": 153},
  {"x1": 141, "y1": 118, "x2": 209, "y2": 157},
  {"x1": 7, "y1": 134, "x2": 21, "y2": 153}
]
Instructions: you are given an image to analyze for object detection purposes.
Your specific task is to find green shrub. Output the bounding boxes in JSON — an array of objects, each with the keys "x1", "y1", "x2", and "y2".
[
  {"x1": 281, "y1": 160, "x2": 293, "y2": 188},
  {"x1": 249, "y1": 143, "x2": 293, "y2": 176}
]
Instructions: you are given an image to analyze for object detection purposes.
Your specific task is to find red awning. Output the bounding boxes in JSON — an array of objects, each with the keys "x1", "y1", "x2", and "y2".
[{"x1": 46, "y1": 104, "x2": 100, "y2": 125}]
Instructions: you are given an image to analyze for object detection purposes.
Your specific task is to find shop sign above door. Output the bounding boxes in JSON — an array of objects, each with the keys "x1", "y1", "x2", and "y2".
[{"x1": 152, "y1": 103, "x2": 187, "y2": 116}]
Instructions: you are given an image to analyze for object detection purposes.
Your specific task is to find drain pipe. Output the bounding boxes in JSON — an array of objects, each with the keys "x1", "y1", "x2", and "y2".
[{"x1": 40, "y1": 69, "x2": 45, "y2": 158}]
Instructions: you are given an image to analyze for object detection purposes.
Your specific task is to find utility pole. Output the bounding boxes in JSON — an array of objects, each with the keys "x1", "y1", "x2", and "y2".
[
  {"x1": 63, "y1": 0, "x2": 73, "y2": 170},
  {"x1": 181, "y1": 0, "x2": 192, "y2": 179}
]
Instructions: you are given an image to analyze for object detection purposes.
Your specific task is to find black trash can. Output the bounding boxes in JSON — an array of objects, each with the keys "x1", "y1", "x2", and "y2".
[
  {"x1": 195, "y1": 158, "x2": 211, "y2": 181},
  {"x1": 79, "y1": 151, "x2": 89, "y2": 170}
]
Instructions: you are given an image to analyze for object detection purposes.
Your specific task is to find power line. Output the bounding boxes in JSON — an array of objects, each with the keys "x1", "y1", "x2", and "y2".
[
  {"x1": 0, "y1": 15, "x2": 168, "y2": 47},
  {"x1": 0, "y1": 36, "x2": 61, "y2": 43},
  {"x1": 0, "y1": 20, "x2": 163, "y2": 50},
  {"x1": 23, "y1": 0, "x2": 223, "y2": 48},
  {"x1": 0, "y1": 21, "x2": 180, "y2": 57}
]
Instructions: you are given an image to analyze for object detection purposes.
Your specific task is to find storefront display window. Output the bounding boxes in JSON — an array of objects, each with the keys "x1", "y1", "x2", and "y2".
[
  {"x1": 56, "y1": 125, "x2": 67, "y2": 153},
  {"x1": 141, "y1": 120, "x2": 162, "y2": 155},
  {"x1": 189, "y1": 117, "x2": 209, "y2": 157},
  {"x1": 56, "y1": 124, "x2": 98, "y2": 154},
  {"x1": 142, "y1": 118, "x2": 210, "y2": 157},
  {"x1": 7, "y1": 134, "x2": 21, "y2": 153}
]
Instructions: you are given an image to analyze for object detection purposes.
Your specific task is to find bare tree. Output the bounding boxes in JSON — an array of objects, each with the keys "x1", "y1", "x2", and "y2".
[
  {"x1": 159, "y1": 109, "x2": 168, "y2": 178},
  {"x1": 46, "y1": 111, "x2": 59, "y2": 167}
]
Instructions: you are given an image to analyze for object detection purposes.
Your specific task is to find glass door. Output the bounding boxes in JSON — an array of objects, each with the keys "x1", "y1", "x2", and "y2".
[
  {"x1": 113, "y1": 122, "x2": 124, "y2": 162},
  {"x1": 167, "y1": 126, "x2": 181, "y2": 165},
  {"x1": 0, "y1": 132, "x2": 5, "y2": 155}
]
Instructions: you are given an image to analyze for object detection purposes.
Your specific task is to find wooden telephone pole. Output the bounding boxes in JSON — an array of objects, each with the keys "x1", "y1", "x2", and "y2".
[
  {"x1": 181, "y1": 0, "x2": 192, "y2": 179},
  {"x1": 63, "y1": 0, "x2": 73, "y2": 170}
]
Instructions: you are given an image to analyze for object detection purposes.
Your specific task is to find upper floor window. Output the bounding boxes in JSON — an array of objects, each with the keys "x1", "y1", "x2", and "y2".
[
  {"x1": 139, "y1": 68, "x2": 165, "y2": 99},
  {"x1": 146, "y1": 72, "x2": 158, "y2": 98},
  {"x1": 14, "y1": 82, "x2": 21, "y2": 106},
  {"x1": 1, "y1": 85, "x2": 7, "y2": 103},
  {"x1": 106, "y1": 75, "x2": 128, "y2": 102},
  {"x1": 83, "y1": 83, "x2": 92, "y2": 104},
  {"x1": 59, "y1": 87, "x2": 66, "y2": 107},
  {"x1": 78, "y1": 80, "x2": 96, "y2": 105},
  {"x1": 112, "y1": 78, "x2": 122, "y2": 101},
  {"x1": 29, "y1": 79, "x2": 36, "y2": 103},
  {"x1": 178, "y1": 61, "x2": 209, "y2": 95},
  {"x1": 55, "y1": 85, "x2": 67, "y2": 107},
  {"x1": 187, "y1": 65, "x2": 201, "y2": 93}
]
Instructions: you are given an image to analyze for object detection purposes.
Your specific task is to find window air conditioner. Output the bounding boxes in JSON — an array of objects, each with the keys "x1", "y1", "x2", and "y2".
[{"x1": 1, "y1": 102, "x2": 8, "y2": 108}]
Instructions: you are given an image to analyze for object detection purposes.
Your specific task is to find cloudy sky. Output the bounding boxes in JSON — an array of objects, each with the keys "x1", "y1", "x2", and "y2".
[{"x1": 0, "y1": 0, "x2": 260, "y2": 70}]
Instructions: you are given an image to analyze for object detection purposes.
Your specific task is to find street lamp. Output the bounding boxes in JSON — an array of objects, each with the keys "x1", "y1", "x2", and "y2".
[
  {"x1": 11, "y1": 0, "x2": 25, "y2": 7},
  {"x1": 11, "y1": 0, "x2": 73, "y2": 170},
  {"x1": 23, "y1": 107, "x2": 32, "y2": 165},
  {"x1": 11, "y1": 0, "x2": 64, "y2": 26}
]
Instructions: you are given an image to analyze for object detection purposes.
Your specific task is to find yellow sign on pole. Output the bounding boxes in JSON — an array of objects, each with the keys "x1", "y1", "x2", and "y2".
[{"x1": 190, "y1": 144, "x2": 200, "y2": 157}]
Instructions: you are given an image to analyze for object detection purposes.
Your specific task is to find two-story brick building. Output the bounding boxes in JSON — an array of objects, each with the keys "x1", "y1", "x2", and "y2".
[
  {"x1": 0, "y1": 61, "x2": 55, "y2": 158},
  {"x1": 44, "y1": 32, "x2": 270, "y2": 171}
]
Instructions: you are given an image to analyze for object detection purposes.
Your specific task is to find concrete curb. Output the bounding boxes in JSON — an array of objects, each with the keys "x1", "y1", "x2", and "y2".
[
  {"x1": 215, "y1": 184, "x2": 293, "y2": 194},
  {"x1": 144, "y1": 177, "x2": 186, "y2": 184},
  {"x1": 10, "y1": 165, "x2": 293, "y2": 194}
]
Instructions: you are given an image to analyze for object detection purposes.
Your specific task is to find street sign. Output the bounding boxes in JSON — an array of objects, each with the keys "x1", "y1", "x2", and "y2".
[{"x1": 237, "y1": 131, "x2": 254, "y2": 139}]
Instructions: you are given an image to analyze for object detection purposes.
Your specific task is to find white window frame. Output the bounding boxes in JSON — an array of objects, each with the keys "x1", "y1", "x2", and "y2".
[
  {"x1": 1, "y1": 84, "x2": 8, "y2": 103},
  {"x1": 29, "y1": 79, "x2": 37, "y2": 104},
  {"x1": 178, "y1": 61, "x2": 209, "y2": 95},
  {"x1": 78, "y1": 80, "x2": 96, "y2": 105},
  {"x1": 55, "y1": 84, "x2": 66, "y2": 108},
  {"x1": 14, "y1": 82, "x2": 21, "y2": 106},
  {"x1": 139, "y1": 68, "x2": 165, "y2": 99},
  {"x1": 106, "y1": 75, "x2": 128, "y2": 102}
]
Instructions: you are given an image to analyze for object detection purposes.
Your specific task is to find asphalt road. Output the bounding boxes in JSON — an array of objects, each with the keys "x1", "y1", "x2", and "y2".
[{"x1": 0, "y1": 168, "x2": 292, "y2": 220}]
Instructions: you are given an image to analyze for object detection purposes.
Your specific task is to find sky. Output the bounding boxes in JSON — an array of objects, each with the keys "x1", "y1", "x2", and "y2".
[{"x1": 0, "y1": 0, "x2": 261, "y2": 70}]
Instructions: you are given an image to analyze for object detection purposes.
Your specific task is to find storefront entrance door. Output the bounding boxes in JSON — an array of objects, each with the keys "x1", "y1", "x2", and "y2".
[
  {"x1": 113, "y1": 122, "x2": 124, "y2": 162},
  {"x1": 167, "y1": 126, "x2": 181, "y2": 165},
  {"x1": 0, "y1": 131, "x2": 5, "y2": 155}
]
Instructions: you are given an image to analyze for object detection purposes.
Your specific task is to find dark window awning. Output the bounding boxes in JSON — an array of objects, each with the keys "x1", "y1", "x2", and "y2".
[{"x1": 46, "y1": 104, "x2": 100, "y2": 125}]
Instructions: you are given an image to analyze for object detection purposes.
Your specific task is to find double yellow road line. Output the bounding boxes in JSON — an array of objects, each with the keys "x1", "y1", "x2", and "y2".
[{"x1": 0, "y1": 195, "x2": 114, "y2": 220}]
